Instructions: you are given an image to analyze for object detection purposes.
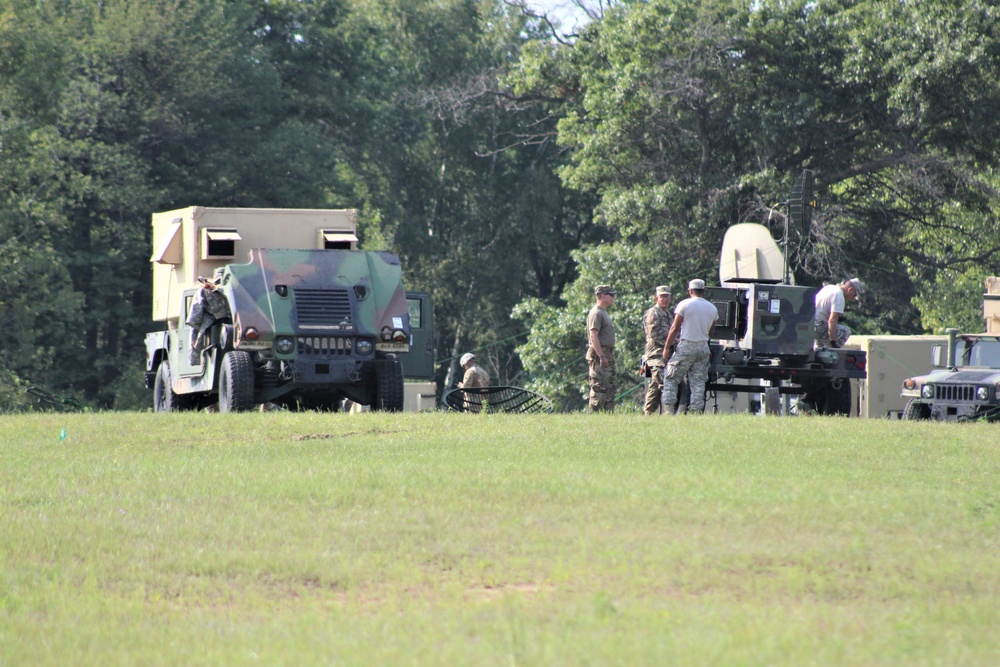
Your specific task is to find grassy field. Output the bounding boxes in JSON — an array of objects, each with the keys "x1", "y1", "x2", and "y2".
[{"x1": 1, "y1": 411, "x2": 998, "y2": 666}]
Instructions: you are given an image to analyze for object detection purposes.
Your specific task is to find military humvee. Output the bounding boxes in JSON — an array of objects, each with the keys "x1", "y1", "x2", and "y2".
[
  {"x1": 901, "y1": 328, "x2": 1000, "y2": 421},
  {"x1": 144, "y1": 207, "x2": 413, "y2": 412}
]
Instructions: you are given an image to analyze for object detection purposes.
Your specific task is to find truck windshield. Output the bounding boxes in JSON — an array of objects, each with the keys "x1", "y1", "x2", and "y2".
[{"x1": 965, "y1": 338, "x2": 1000, "y2": 367}]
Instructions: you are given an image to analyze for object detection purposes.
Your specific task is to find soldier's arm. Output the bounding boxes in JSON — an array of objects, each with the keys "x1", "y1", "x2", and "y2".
[
  {"x1": 588, "y1": 328, "x2": 607, "y2": 367},
  {"x1": 663, "y1": 316, "x2": 683, "y2": 359},
  {"x1": 827, "y1": 311, "x2": 840, "y2": 340}
]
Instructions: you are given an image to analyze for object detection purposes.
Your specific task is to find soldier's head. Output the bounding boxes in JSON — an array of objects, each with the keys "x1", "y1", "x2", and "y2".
[
  {"x1": 460, "y1": 352, "x2": 476, "y2": 369},
  {"x1": 655, "y1": 285, "x2": 672, "y2": 308},
  {"x1": 687, "y1": 278, "x2": 706, "y2": 296},
  {"x1": 844, "y1": 278, "x2": 865, "y2": 303},
  {"x1": 595, "y1": 284, "x2": 616, "y2": 307}
]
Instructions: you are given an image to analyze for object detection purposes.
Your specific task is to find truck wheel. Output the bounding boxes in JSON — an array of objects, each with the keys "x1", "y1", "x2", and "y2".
[
  {"x1": 902, "y1": 399, "x2": 931, "y2": 420},
  {"x1": 373, "y1": 355, "x2": 404, "y2": 412},
  {"x1": 154, "y1": 361, "x2": 187, "y2": 413},
  {"x1": 820, "y1": 379, "x2": 852, "y2": 416},
  {"x1": 219, "y1": 351, "x2": 255, "y2": 413}
]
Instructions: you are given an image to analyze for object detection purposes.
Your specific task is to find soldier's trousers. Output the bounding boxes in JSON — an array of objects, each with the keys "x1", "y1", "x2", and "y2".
[
  {"x1": 814, "y1": 319, "x2": 851, "y2": 348},
  {"x1": 662, "y1": 340, "x2": 710, "y2": 413},
  {"x1": 588, "y1": 349, "x2": 617, "y2": 412},
  {"x1": 644, "y1": 363, "x2": 665, "y2": 415}
]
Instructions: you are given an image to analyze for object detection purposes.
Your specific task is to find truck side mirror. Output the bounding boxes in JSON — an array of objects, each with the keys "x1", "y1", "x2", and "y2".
[{"x1": 931, "y1": 345, "x2": 943, "y2": 367}]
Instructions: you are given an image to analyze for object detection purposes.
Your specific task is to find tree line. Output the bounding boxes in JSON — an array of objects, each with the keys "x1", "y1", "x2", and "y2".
[{"x1": 1, "y1": 0, "x2": 998, "y2": 412}]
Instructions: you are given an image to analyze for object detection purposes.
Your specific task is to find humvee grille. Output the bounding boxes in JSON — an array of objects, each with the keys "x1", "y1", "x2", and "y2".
[
  {"x1": 935, "y1": 384, "x2": 976, "y2": 402},
  {"x1": 294, "y1": 288, "x2": 354, "y2": 330},
  {"x1": 298, "y1": 336, "x2": 354, "y2": 356}
]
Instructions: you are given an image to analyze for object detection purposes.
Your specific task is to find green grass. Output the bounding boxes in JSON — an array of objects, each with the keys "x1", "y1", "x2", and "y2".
[{"x1": 2, "y1": 412, "x2": 998, "y2": 666}]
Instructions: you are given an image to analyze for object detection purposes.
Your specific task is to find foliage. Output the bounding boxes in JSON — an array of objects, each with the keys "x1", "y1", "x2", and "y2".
[
  {"x1": 507, "y1": 0, "x2": 1000, "y2": 391},
  {"x1": 514, "y1": 241, "x2": 688, "y2": 411},
  {"x1": 1, "y1": 0, "x2": 1000, "y2": 410}
]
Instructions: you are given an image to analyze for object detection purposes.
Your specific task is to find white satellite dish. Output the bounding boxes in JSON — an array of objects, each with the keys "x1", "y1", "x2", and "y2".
[{"x1": 718, "y1": 223, "x2": 792, "y2": 286}]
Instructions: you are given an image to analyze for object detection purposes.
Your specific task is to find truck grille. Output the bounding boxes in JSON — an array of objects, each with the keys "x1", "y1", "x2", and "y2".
[
  {"x1": 935, "y1": 385, "x2": 976, "y2": 401},
  {"x1": 294, "y1": 288, "x2": 354, "y2": 330},
  {"x1": 298, "y1": 336, "x2": 354, "y2": 356}
]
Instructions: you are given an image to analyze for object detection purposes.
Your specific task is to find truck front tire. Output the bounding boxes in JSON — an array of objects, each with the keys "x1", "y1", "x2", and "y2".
[
  {"x1": 373, "y1": 355, "x2": 404, "y2": 412},
  {"x1": 902, "y1": 398, "x2": 931, "y2": 420},
  {"x1": 219, "y1": 351, "x2": 255, "y2": 413},
  {"x1": 154, "y1": 361, "x2": 188, "y2": 413}
]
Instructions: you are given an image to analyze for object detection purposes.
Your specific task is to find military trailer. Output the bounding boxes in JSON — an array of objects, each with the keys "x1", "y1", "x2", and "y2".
[
  {"x1": 845, "y1": 335, "x2": 947, "y2": 418},
  {"x1": 144, "y1": 207, "x2": 412, "y2": 412},
  {"x1": 901, "y1": 330, "x2": 1000, "y2": 422},
  {"x1": 702, "y1": 172, "x2": 868, "y2": 415},
  {"x1": 704, "y1": 264, "x2": 868, "y2": 415}
]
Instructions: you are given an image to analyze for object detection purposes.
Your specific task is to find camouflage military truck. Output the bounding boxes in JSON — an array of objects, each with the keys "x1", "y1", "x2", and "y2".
[
  {"x1": 144, "y1": 207, "x2": 412, "y2": 413},
  {"x1": 900, "y1": 328, "x2": 1000, "y2": 422},
  {"x1": 702, "y1": 172, "x2": 868, "y2": 415}
]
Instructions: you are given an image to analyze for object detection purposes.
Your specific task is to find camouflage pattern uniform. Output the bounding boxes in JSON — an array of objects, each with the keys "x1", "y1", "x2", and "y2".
[
  {"x1": 663, "y1": 341, "x2": 711, "y2": 412},
  {"x1": 662, "y1": 285, "x2": 717, "y2": 414},
  {"x1": 813, "y1": 282, "x2": 853, "y2": 348},
  {"x1": 643, "y1": 304, "x2": 673, "y2": 415},
  {"x1": 813, "y1": 318, "x2": 851, "y2": 348},
  {"x1": 461, "y1": 365, "x2": 490, "y2": 389},
  {"x1": 587, "y1": 304, "x2": 617, "y2": 412},
  {"x1": 187, "y1": 286, "x2": 230, "y2": 364},
  {"x1": 460, "y1": 364, "x2": 491, "y2": 413}
]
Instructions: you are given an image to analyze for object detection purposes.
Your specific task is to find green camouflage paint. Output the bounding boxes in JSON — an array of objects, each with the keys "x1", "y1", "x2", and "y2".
[{"x1": 220, "y1": 248, "x2": 409, "y2": 351}]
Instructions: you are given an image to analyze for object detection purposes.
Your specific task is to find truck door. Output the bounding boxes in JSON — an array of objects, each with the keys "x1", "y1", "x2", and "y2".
[{"x1": 403, "y1": 292, "x2": 435, "y2": 380}]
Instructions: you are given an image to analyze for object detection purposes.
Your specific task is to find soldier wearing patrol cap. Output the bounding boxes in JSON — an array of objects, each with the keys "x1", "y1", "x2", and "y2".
[
  {"x1": 813, "y1": 278, "x2": 865, "y2": 349},
  {"x1": 458, "y1": 352, "x2": 490, "y2": 413},
  {"x1": 642, "y1": 285, "x2": 674, "y2": 415},
  {"x1": 458, "y1": 352, "x2": 490, "y2": 389},
  {"x1": 661, "y1": 278, "x2": 718, "y2": 414},
  {"x1": 587, "y1": 285, "x2": 617, "y2": 412}
]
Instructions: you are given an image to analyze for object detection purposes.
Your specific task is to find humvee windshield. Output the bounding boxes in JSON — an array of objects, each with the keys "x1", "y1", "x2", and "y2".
[{"x1": 963, "y1": 337, "x2": 1000, "y2": 367}]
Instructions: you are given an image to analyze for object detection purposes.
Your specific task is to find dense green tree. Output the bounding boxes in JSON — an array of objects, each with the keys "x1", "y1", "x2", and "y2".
[{"x1": 510, "y1": 0, "x2": 1000, "y2": 406}]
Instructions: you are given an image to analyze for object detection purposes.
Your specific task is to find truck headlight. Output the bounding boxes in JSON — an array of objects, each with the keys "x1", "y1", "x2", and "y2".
[
  {"x1": 275, "y1": 336, "x2": 295, "y2": 355},
  {"x1": 355, "y1": 339, "x2": 373, "y2": 355},
  {"x1": 921, "y1": 384, "x2": 934, "y2": 399},
  {"x1": 977, "y1": 386, "x2": 989, "y2": 401}
]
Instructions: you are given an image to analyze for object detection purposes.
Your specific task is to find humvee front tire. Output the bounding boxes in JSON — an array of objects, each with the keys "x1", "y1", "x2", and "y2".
[
  {"x1": 373, "y1": 355, "x2": 404, "y2": 412},
  {"x1": 219, "y1": 351, "x2": 255, "y2": 413},
  {"x1": 902, "y1": 398, "x2": 930, "y2": 421},
  {"x1": 154, "y1": 361, "x2": 188, "y2": 412}
]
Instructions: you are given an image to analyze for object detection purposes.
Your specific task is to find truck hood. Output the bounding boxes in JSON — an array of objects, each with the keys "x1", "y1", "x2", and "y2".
[{"x1": 222, "y1": 248, "x2": 408, "y2": 343}]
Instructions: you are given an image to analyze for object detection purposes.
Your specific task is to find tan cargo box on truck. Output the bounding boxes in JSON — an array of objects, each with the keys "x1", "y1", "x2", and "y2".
[
  {"x1": 150, "y1": 206, "x2": 358, "y2": 324},
  {"x1": 985, "y1": 276, "x2": 1000, "y2": 334},
  {"x1": 845, "y1": 335, "x2": 947, "y2": 418}
]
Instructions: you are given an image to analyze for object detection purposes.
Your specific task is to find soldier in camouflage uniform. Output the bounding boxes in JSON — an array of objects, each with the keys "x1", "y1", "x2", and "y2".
[
  {"x1": 813, "y1": 278, "x2": 864, "y2": 348},
  {"x1": 187, "y1": 271, "x2": 231, "y2": 365},
  {"x1": 642, "y1": 286, "x2": 674, "y2": 415},
  {"x1": 458, "y1": 352, "x2": 490, "y2": 413},
  {"x1": 661, "y1": 279, "x2": 718, "y2": 414},
  {"x1": 587, "y1": 285, "x2": 617, "y2": 412}
]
